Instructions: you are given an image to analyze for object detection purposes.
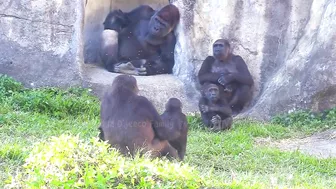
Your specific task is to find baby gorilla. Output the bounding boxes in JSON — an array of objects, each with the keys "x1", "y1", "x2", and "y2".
[
  {"x1": 155, "y1": 98, "x2": 188, "y2": 160},
  {"x1": 98, "y1": 75, "x2": 178, "y2": 159},
  {"x1": 199, "y1": 83, "x2": 233, "y2": 131}
]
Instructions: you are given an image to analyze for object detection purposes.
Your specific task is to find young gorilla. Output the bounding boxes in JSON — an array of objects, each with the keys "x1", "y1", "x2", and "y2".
[
  {"x1": 155, "y1": 98, "x2": 188, "y2": 160},
  {"x1": 100, "y1": 4, "x2": 180, "y2": 76},
  {"x1": 199, "y1": 83, "x2": 233, "y2": 131},
  {"x1": 98, "y1": 75, "x2": 178, "y2": 159},
  {"x1": 198, "y1": 39, "x2": 254, "y2": 115}
]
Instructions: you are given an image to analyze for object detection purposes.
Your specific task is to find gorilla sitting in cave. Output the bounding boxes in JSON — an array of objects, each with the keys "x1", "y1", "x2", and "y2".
[{"x1": 100, "y1": 4, "x2": 180, "y2": 76}]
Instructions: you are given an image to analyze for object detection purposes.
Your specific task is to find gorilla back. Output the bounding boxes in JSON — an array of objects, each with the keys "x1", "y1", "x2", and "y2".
[{"x1": 99, "y1": 75, "x2": 178, "y2": 159}]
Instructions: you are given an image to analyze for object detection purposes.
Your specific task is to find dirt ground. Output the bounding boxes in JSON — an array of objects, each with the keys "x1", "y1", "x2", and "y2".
[{"x1": 255, "y1": 129, "x2": 336, "y2": 159}]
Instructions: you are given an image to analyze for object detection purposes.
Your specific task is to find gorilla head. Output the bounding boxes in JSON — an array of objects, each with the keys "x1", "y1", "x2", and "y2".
[
  {"x1": 213, "y1": 39, "x2": 231, "y2": 61},
  {"x1": 148, "y1": 4, "x2": 180, "y2": 37},
  {"x1": 202, "y1": 83, "x2": 221, "y2": 102}
]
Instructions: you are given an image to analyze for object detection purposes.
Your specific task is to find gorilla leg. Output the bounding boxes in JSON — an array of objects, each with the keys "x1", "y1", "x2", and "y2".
[
  {"x1": 221, "y1": 116, "x2": 233, "y2": 130},
  {"x1": 114, "y1": 61, "x2": 147, "y2": 75},
  {"x1": 169, "y1": 136, "x2": 187, "y2": 160},
  {"x1": 149, "y1": 139, "x2": 178, "y2": 160},
  {"x1": 229, "y1": 85, "x2": 252, "y2": 114},
  {"x1": 200, "y1": 113, "x2": 212, "y2": 127}
]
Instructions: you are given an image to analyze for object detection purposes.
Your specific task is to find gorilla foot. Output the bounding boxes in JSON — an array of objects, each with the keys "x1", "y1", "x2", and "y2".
[
  {"x1": 210, "y1": 116, "x2": 233, "y2": 132},
  {"x1": 114, "y1": 62, "x2": 147, "y2": 75}
]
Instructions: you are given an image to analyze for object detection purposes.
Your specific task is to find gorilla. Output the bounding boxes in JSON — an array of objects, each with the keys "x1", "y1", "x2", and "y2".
[
  {"x1": 198, "y1": 39, "x2": 254, "y2": 115},
  {"x1": 100, "y1": 4, "x2": 180, "y2": 76},
  {"x1": 103, "y1": 5, "x2": 155, "y2": 32},
  {"x1": 98, "y1": 75, "x2": 178, "y2": 159},
  {"x1": 199, "y1": 83, "x2": 233, "y2": 131},
  {"x1": 156, "y1": 98, "x2": 188, "y2": 160}
]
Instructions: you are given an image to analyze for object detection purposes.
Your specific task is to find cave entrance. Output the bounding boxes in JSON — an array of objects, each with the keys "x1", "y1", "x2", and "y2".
[
  {"x1": 83, "y1": 0, "x2": 168, "y2": 66},
  {"x1": 80, "y1": 0, "x2": 198, "y2": 113}
]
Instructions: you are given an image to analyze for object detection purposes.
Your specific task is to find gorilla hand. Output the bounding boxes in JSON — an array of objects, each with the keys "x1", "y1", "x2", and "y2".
[
  {"x1": 218, "y1": 73, "x2": 236, "y2": 86},
  {"x1": 211, "y1": 114, "x2": 222, "y2": 132},
  {"x1": 211, "y1": 115, "x2": 221, "y2": 125},
  {"x1": 200, "y1": 105, "x2": 209, "y2": 113}
]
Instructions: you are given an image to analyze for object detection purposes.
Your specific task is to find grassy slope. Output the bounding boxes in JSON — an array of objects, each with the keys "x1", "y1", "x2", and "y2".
[{"x1": 0, "y1": 74, "x2": 335, "y2": 188}]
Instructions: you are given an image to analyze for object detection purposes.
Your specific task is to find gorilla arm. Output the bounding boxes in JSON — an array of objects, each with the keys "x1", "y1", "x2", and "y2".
[
  {"x1": 198, "y1": 56, "x2": 223, "y2": 85},
  {"x1": 143, "y1": 33, "x2": 176, "y2": 75},
  {"x1": 136, "y1": 96, "x2": 163, "y2": 127},
  {"x1": 115, "y1": 33, "x2": 176, "y2": 76},
  {"x1": 209, "y1": 102, "x2": 232, "y2": 117},
  {"x1": 198, "y1": 98, "x2": 212, "y2": 126},
  {"x1": 231, "y1": 55, "x2": 254, "y2": 86}
]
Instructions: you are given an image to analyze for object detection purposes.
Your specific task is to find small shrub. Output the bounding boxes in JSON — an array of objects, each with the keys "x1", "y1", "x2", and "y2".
[
  {"x1": 6, "y1": 135, "x2": 209, "y2": 189},
  {"x1": 271, "y1": 108, "x2": 336, "y2": 132},
  {"x1": 0, "y1": 74, "x2": 24, "y2": 98}
]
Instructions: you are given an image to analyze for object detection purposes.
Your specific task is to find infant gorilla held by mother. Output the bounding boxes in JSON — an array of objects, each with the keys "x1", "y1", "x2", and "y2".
[{"x1": 100, "y1": 4, "x2": 180, "y2": 76}]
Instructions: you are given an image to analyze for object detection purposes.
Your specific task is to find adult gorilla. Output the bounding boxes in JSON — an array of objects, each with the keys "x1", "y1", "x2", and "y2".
[
  {"x1": 198, "y1": 39, "x2": 254, "y2": 115},
  {"x1": 101, "y1": 4, "x2": 180, "y2": 76}
]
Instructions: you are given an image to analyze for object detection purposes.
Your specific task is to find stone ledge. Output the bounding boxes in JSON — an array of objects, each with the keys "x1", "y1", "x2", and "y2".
[{"x1": 81, "y1": 63, "x2": 199, "y2": 113}]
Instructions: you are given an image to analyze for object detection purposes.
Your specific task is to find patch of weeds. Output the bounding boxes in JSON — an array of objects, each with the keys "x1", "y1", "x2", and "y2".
[
  {"x1": 8, "y1": 87, "x2": 100, "y2": 119},
  {"x1": 0, "y1": 74, "x2": 24, "y2": 99},
  {"x1": 271, "y1": 108, "x2": 336, "y2": 134}
]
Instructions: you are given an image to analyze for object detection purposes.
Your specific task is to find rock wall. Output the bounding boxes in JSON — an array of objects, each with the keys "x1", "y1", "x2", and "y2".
[
  {"x1": 171, "y1": 0, "x2": 336, "y2": 119},
  {"x1": 1, "y1": 0, "x2": 335, "y2": 119},
  {"x1": 0, "y1": 0, "x2": 84, "y2": 87}
]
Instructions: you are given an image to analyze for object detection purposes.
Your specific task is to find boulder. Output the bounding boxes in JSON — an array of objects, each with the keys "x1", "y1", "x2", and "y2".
[{"x1": 0, "y1": 0, "x2": 84, "y2": 87}]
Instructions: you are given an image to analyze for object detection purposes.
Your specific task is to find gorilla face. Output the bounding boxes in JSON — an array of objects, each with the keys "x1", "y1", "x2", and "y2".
[
  {"x1": 213, "y1": 40, "x2": 230, "y2": 61},
  {"x1": 205, "y1": 84, "x2": 220, "y2": 102},
  {"x1": 148, "y1": 14, "x2": 172, "y2": 37}
]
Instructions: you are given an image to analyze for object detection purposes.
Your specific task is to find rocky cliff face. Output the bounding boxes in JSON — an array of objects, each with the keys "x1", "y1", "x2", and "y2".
[{"x1": 171, "y1": 0, "x2": 336, "y2": 119}]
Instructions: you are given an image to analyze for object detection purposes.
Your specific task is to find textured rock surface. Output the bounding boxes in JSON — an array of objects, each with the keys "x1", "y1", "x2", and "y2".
[
  {"x1": 0, "y1": 0, "x2": 84, "y2": 87},
  {"x1": 81, "y1": 64, "x2": 198, "y2": 113},
  {"x1": 171, "y1": 0, "x2": 336, "y2": 119}
]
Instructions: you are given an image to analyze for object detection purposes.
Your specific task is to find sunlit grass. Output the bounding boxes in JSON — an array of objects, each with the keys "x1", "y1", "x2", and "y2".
[{"x1": 1, "y1": 74, "x2": 335, "y2": 188}]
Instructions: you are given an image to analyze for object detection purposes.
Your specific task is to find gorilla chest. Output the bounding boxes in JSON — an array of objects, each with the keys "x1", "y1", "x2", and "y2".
[
  {"x1": 118, "y1": 34, "x2": 159, "y2": 61},
  {"x1": 211, "y1": 61, "x2": 237, "y2": 74}
]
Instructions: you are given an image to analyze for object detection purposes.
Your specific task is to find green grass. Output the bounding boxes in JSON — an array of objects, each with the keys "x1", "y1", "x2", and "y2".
[{"x1": 1, "y1": 74, "x2": 336, "y2": 188}]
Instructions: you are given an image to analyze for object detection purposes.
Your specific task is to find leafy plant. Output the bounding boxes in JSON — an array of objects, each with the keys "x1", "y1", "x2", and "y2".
[
  {"x1": 6, "y1": 135, "x2": 210, "y2": 189},
  {"x1": 0, "y1": 74, "x2": 24, "y2": 98},
  {"x1": 271, "y1": 108, "x2": 336, "y2": 133}
]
